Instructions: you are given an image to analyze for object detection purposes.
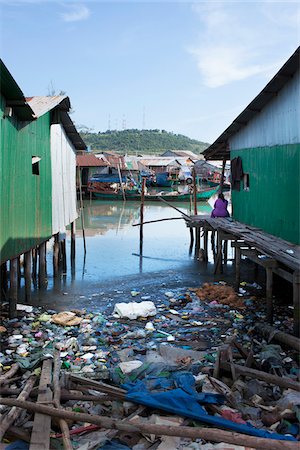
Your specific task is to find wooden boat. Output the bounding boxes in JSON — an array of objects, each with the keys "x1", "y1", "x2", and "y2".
[{"x1": 88, "y1": 184, "x2": 219, "y2": 202}]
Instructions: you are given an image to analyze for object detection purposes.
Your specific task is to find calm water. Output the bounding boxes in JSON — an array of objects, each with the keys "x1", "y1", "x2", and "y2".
[{"x1": 26, "y1": 197, "x2": 241, "y2": 310}]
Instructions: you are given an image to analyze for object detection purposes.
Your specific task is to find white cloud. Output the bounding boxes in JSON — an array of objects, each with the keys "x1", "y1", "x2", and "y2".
[
  {"x1": 61, "y1": 3, "x2": 90, "y2": 22},
  {"x1": 188, "y1": 2, "x2": 299, "y2": 88}
]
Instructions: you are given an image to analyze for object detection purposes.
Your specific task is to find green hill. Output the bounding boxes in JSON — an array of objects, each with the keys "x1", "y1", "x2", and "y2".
[{"x1": 79, "y1": 129, "x2": 209, "y2": 155}]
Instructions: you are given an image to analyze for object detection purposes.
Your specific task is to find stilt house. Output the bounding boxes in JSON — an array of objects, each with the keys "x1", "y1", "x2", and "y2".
[
  {"x1": 0, "y1": 60, "x2": 85, "y2": 307},
  {"x1": 203, "y1": 47, "x2": 300, "y2": 245}
]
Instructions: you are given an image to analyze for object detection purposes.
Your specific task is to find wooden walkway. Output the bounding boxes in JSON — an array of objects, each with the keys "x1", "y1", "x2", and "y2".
[{"x1": 185, "y1": 215, "x2": 300, "y2": 336}]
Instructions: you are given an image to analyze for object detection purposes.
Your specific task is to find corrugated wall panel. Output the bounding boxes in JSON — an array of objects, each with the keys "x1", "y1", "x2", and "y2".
[
  {"x1": 51, "y1": 124, "x2": 77, "y2": 235},
  {"x1": 230, "y1": 70, "x2": 300, "y2": 149},
  {"x1": 0, "y1": 102, "x2": 52, "y2": 263},
  {"x1": 231, "y1": 145, "x2": 300, "y2": 244}
]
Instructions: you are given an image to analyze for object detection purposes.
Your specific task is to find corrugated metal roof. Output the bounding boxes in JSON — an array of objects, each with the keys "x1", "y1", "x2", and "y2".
[
  {"x1": 203, "y1": 46, "x2": 300, "y2": 160},
  {"x1": 104, "y1": 155, "x2": 127, "y2": 170},
  {"x1": 0, "y1": 59, "x2": 35, "y2": 120},
  {"x1": 60, "y1": 111, "x2": 86, "y2": 151},
  {"x1": 76, "y1": 154, "x2": 108, "y2": 167},
  {"x1": 139, "y1": 157, "x2": 181, "y2": 167},
  {"x1": 27, "y1": 95, "x2": 70, "y2": 118}
]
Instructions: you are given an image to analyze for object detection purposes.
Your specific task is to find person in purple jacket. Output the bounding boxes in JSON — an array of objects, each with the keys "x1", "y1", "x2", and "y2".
[{"x1": 211, "y1": 193, "x2": 230, "y2": 218}]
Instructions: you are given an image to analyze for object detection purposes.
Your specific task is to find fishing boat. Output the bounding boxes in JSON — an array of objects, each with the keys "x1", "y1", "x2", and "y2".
[{"x1": 87, "y1": 175, "x2": 219, "y2": 202}]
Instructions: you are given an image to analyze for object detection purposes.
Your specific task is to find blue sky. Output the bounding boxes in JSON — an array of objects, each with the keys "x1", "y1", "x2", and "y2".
[{"x1": 0, "y1": 0, "x2": 299, "y2": 143}]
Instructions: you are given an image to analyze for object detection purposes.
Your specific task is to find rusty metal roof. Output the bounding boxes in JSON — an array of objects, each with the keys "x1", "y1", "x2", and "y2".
[
  {"x1": 76, "y1": 154, "x2": 108, "y2": 167},
  {"x1": 104, "y1": 154, "x2": 127, "y2": 170},
  {"x1": 203, "y1": 46, "x2": 300, "y2": 161},
  {"x1": 27, "y1": 96, "x2": 86, "y2": 151},
  {"x1": 0, "y1": 59, "x2": 35, "y2": 120},
  {"x1": 26, "y1": 95, "x2": 70, "y2": 118}
]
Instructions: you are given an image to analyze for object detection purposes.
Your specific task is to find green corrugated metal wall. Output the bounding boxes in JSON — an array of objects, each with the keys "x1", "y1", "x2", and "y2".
[
  {"x1": 0, "y1": 93, "x2": 52, "y2": 263},
  {"x1": 231, "y1": 145, "x2": 300, "y2": 244}
]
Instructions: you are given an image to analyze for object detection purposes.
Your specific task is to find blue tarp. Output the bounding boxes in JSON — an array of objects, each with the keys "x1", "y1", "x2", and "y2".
[
  {"x1": 89, "y1": 174, "x2": 127, "y2": 183},
  {"x1": 123, "y1": 373, "x2": 296, "y2": 441}
]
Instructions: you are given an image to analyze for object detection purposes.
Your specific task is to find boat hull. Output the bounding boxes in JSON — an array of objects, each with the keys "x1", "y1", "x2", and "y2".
[{"x1": 90, "y1": 187, "x2": 219, "y2": 202}]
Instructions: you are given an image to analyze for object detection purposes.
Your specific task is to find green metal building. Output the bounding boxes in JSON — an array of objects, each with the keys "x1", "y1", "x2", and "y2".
[
  {"x1": 204, "y1": 47, "x2": 300, "y2": 245},
  {"x1": 0, "y1": 60, "x2": 86, "y2": 266}
]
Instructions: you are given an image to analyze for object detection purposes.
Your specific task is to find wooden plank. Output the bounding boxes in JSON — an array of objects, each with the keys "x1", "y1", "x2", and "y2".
[{"x1": 29, "y1": 359, "x2": 53, "y2": 450}]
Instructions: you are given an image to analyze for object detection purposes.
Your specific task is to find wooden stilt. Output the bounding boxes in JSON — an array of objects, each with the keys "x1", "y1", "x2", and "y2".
[
  {"x1": 235, "y1": 246, "x2": 241, "y2": 289},
  {"x1": 293, "y1": 270, "x2": 300, "y2": 337},
  {"x1": 53, "y1": 234, "x2": 59, "y2": 277},
  {"x1": 189, "y1": 227, "x2": 194, "y2": 254},
  {"x1": 17, "y1": 256, "x2": 21, "y2": 289},
  {"x1": 1, "y1": 262, "x2": 8, "y2": 298},
  {"x1": 24, "y1": 251, "x2": 32, "y2": 303},
  {"x1": 204, "y1": 228, "x2": 208, "y2": 262},
  {"x1": 61, "y1": 239, "x2": 67, "y2": 273},
  {"x1": 192, "y1": 168, "x2": 198, "y2": 215},
  {"x1": 214, "y1": 231, "x2": 223, "y2": 274},
  {"x1": 38, "y1": 242, "x2": 47, "y2": 289},
  {"x1": 223, "y1": 240, "x2": 228, "y2": 265},
  {"x1": 266, "y1": 267, "x2": 273, "y2": 324},
  {"x1": 32, "y1": 248, "x2": 37, "y2": 286},
  {"x1": 71, "y1": 221, "x2": 76, "y2": 265},
  {"x1": 9, "y1": 258, "x2": 18, "y2": 319},
  {"x1": 139, "y1": 177, "x2": 146, "y2": 256}
]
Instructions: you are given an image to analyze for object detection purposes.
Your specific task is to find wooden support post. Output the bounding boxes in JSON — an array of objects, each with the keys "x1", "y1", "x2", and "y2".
[
  {"x1": 0, "y1": 262, "x2": 8, "y2": 298},
  {"x1": 266, "y1": 267, "x2": 273, "y2": 324},
  {"x1": 293, "y1": 270, "x2": 300, "y2": 337},
  {"x1": 24, "y1": 251, "x2": 32, "y2": 303},
  {"x1": 61, "y1": 239, "x2": 67, "y2": 273},
  {"x1": 9, "y1": 258, "x2": 18, "y2": 319},
  {"x1": 235, "y1": 246, "x2": 241, "y2": 289},
  {"x1": 192, "y1": 167, "x2": 198, "y2": 215},
  {"x1": 17, "y1": 256, "x2": 21, "y2": 289},
  {"x1": 204, "y1": 228, "x2": 208, "y2": 262},
  {"x1": 139, "y1": 177, "x2": 146, "y2": 256},
  {"x1": 53, "y1": 234, "x2": 59, "y2": 277},
  {"x1": 70, "y1": 221, "x2": 76, "y2": 265},
  {"x1": 32, "y1": 248, "x2": 37, "y2": 285},
  {"x1": 214, "y1": 231, "x2": 223, "y2": 274},
  {"x1": 30, "y1": 359, "x2": 53, "y2": 450},
  {"x1": 38, "y1": 241, "x2": 47, "y2": 289},
  {"x1": 223, "y1": 240, "x2": 228, "y2": 265},
  {"x1": 195, "y1": 228, "x2": 201, "y2": 254},
  {"x1": 189, "y1": 227, "x2": 194, "y2": 254},
  {"x1": 220, "y1": 158, "x2": 226, "y2": 192}
]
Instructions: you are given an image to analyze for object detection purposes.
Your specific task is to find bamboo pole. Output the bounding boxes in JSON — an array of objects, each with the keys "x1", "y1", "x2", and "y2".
[
  {"x1": 0, "y1": 399, "x2": 298, "y2": 450},
  {"x1": 133, "y1": 217, "x2": 183, "y2": 227},
  {"x1": 79, "y1": 167, "x2": 87, "y2": 257},
  {"x1": 192, "y1": 167, "x2": 198, "y2": 215},
  {"x1": 157, "y1": 197, "x2": 190, "y2": 218},
  {"x1": 139, "y1": 177, "x2": 146, "y2": 255},
  {"x1": 117, "y1": 163, "x2": 126, "y2": 201}
]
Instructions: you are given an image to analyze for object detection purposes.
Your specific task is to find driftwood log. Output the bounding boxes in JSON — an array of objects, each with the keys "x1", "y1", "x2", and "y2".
[
  {"x1": 0, "y1": 398, "x2": 298, "y2": 450},
  {"x1": 0, "y1": 363, "x2": 20, "y2": 385},
  {"x1": 255, "y1": 323, "x2": 300, "y2": 352},
  {"x1": 220, "y1": 361, "x2": 300, "y2": 392}
]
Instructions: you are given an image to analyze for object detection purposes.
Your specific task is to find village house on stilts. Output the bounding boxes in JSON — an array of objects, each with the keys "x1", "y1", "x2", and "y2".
[{"x1": 0, "y1": 60, "x2": 86, "y2": 316}]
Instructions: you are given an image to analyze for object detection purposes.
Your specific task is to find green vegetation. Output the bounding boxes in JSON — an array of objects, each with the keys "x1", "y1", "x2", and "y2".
[{"x1": 79, "y1": 128, "x2": 210, "y2": 155}]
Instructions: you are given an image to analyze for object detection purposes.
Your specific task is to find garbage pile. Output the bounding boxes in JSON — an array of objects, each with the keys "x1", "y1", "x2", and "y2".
[{"x1": 0, "y1": 282, "x2": 299, "y2": 449}]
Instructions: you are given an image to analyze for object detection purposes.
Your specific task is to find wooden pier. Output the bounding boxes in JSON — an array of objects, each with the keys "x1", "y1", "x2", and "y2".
[{"x1": 186, "y1": 215, "x2": 300, "y2": 337}]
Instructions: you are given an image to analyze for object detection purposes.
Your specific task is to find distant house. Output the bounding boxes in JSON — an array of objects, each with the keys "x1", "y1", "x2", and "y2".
[
  {"x1": 203, "y1": 47, "x2": 300, "y2": 244},
  {"x1": 161, "y1": 150, "x2": 201, "y2": 161},
  {"x1": 0, "y1": 60, "x2": 85, "y2": 304},
  {"x1": 76, "y1": 153, "x2": 109, "y2": 191}
]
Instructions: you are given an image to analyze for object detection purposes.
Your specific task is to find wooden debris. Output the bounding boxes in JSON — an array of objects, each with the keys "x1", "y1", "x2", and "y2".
[
  {"x1": 255, "y1": 323, "x2": 300, "y2": 352},
  {"x1": 0, "y1": 363, "x2": 20, "y2": 385},
  {"x1": 29, "y1": 358, "x2": 53, "y2": 450},
  {"x1": 0, "y1": 375, "x2": 36, "y2": 440},
  {"x1": 220, "y1": 361, "x2": 300, "y2": 392},
  {"x1": 0, "y1": 398, "x2": 298, "y2": 450}
]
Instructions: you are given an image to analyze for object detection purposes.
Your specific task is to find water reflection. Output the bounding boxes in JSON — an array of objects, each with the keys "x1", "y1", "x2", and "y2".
[{"x1": 42, "y1": 199, "x2": 213, "y2": 292}]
